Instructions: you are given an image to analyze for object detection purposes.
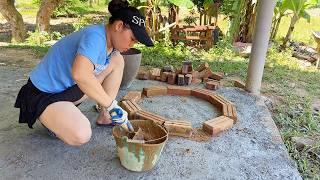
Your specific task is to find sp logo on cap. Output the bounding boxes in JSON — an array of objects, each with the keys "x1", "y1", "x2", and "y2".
[{"x1": 132, "y1": 16, "x2": 145, "y2": 27}]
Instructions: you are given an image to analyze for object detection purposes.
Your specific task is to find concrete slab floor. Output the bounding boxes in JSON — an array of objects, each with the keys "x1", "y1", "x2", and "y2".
[{"x1": 0, "y1": 66, "x2": 301, "y2": 180}]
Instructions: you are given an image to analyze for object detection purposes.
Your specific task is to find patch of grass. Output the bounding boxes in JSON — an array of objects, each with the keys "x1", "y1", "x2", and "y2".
[
  {"x1": 264, "y1": 46, "x2": 320, "y2": 179},
  {"x1": 275, "y1": 16, "x2": 320, "y2": 47},
  {"x1": 7, "y1": 44, "x2": 50, "y2": 58},
  {"x1": 16, "y1": 0, "x2": 39, "y2": 17}
]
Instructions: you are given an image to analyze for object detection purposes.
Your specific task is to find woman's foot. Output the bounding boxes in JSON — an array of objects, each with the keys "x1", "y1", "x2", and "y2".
[{"x1": 96, "y1": 107, "x2": 112, "y2": 125}]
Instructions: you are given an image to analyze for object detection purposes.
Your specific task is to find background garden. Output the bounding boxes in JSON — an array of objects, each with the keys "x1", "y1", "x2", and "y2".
[{"x1": 0, "y1": 0, "x2": 319, "y2": 178}]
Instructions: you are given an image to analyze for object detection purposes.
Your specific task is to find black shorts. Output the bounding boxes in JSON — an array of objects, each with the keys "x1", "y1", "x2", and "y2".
[{"x1": 14, "y1": 79, "x2": 84, "y2": 129}]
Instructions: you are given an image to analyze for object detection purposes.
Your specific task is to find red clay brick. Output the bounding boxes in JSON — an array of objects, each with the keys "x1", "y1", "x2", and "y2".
[
  {"x1": 137, "y1": 70, "x2": 149, "y2": 80},
  {"x1": 160, "y1": 72, "x2": 170, "y2": 82},
  {"x1": 167, "y1": 72, "x2": 177, "y2": 85},
  {"x1": 207, "y1": 95, "x2": 224, "y2": 109},
  {"x1": 210, "y1": 72, "x2": 223, "y2": 81},
  {"x1": 192, "y1": 89, "x2": 226, "y2": 108},
  {"x1": 191, "y1": 78, "x2": 202, "y2": 85},
  {"x1": 191, "y1": 71, "x2": 200, "y2": 79},
  {"x1": 182, "y1": 64, "x2": 189, "y2": 74},
  {"x1": 205, "y1": 80, "x2": 219, "y2": 90},
  {"x1": 121, "y1": 91, "x2": 142, "y2": 102},
  {"x1": 177, "y1": 74, "x2": 185, "y2": 86},
  {"x1": 163, "y1": 65, "x2": 175, "y2": 72},
  {"x1": 167, "y1": 85, "x2": 191, "y2": 96},
  {"x1": 203, "y1": 116, "x2": 234, "y2": 136},
  {"x1": 135, "y1": 110, "x2": 166, "y2": 125},
  {"x1": 185, "y1": 74, "x2": 192, "y2": 85},
  {"x1": 191, "y1": 89, "x2": 212, "y2": 101},
  {"x1": 231, "y1": 105, "x2": 238, "y2": 123},
  {"x1": 150, "y1": 68, "x2": 161, "y2": 80},
  {"x1": 183, "y1": 60, "x2": 192, "y2": 71},
  {"x1": 210, "y1": 94, "x2": 237, "y2": 121},
  {"x1": 155, "y1": 76, "x2": 161, "y2": 81},
  {"x1": 211, "y1": 93, "x2": 233, "y2": 105},
  {"x1": 143, "y1": 86, "x2": 167, "y2": 97},
  {"x1": 120, "y1": 100, "x2": 142, "y2": 119},
  {"x1": 198, "y1": 68, "x2": 213, "y2": 79},
  {"x1": 203, "y1": 77, "x2": 212, "y2": 83},
  {"x1": 234, "y1": 80, "x2": 246, "y2": 89},
  {"x1": 164, "y1": 120, "x2": 193, "y2": 138},
  {"x1": 196, "y1": 62, "x2": 209, "y2": 72}
]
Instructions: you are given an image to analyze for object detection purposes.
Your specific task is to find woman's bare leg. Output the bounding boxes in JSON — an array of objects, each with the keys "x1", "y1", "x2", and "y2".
[
  {"x1": 71, "y1": 52, "x2": 124, "y2": 125},
  {"x1": 95, "y1": 52, "x2": 124, "y2": 125},
  {"x1": 39, "y1": 52, "x2": 124, "y2": 145},
  {"x1": 39, "y1": 102, "x2": 92, "y2": 146}
]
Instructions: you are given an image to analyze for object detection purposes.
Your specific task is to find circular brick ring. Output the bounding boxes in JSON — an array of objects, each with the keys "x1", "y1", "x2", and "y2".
[{"x1": 120, "y1": 85, "x2": 237, "y2": 139}]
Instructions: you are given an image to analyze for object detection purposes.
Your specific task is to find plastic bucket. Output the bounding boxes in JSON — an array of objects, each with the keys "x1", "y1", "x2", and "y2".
[{"x1": 112, "y1": 120, "x2": 168, "y2": 171}]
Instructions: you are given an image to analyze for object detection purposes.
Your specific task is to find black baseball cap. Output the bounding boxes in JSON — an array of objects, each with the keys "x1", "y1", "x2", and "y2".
[{"x1": 112, "y1": 9, "x2": 154, "y2": 47}]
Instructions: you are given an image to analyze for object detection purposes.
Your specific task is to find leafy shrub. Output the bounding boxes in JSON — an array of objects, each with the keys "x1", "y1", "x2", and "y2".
[
  {"x1": 72, "y1": 16, "x2": 96, "y2": 31},
  {"x1": 183, "y1": 9, "x2": 198, "y2": 26},
  {"x1": 26, "y1": 30, "x2": 63, "y2": 46},
  {"x1": 52, "y1": 0, "x2": 92, "y2": 18}
]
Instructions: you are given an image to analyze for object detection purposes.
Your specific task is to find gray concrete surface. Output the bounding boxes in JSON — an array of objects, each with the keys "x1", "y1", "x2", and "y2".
[{"x1": 0, "y1": 66, "x2": 301, "y2": 180}]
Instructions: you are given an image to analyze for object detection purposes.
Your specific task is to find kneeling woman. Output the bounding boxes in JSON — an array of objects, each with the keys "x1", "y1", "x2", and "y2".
[{"x1": 14, "y1": 0, "x2": 153, "y2": 146}]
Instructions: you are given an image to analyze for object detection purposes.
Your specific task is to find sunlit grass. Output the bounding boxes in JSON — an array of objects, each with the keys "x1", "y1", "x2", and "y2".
[{"x1": 276, "y1": 16, "x2": 320, "y2": 47}]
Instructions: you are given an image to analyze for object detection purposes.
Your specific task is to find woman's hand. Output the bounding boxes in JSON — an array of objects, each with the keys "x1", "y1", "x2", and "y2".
[{"x1": 107, "y1": 100, "x2": 134, "y2": 132}]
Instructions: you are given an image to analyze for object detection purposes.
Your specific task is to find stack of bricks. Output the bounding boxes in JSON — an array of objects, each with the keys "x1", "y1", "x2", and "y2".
[
  {"x1": 120, "y1": 85, "x2": 237, "y2": 138},
  {"x1": 136, "y1": 62, "x2": 224, "y2": 90},
  {"x1": 234, "y1": 79, "x2": 246, "y2": 89}
]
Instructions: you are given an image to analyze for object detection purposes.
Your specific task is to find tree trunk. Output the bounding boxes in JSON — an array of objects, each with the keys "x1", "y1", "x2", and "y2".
[
  {"x1": 271, "y1": 15, "x2": 282, "y2": 40},
  {"x1": 0, "y1": 0, "x2": 26, "y2": 43},
  {"x1": 168, "y1": 5, "x2": 178, "y2": 24},
  {"x1": 245, "y1": 3, "x2": 257, "y2": 42},
  {"x1": 281, "y1": 14, "x2": 299, "y2": 50},
  {"x1": 36, "y1": 0, "x2": 63, "y2": 32},
  {"x1": 145, "y1": 7, "x2": 152, "y2": 33},
  {"x1": 235, "y1": 0, "x2": 257, "y2": 43},
  {"x1": 270, "y1": 16, "x2": 277, "y2": 39}
]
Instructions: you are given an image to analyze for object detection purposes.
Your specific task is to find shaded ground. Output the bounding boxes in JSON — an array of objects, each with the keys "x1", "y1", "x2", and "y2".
[{"x1": 0, "y1": 61, "x2": 301, "y2": 179}]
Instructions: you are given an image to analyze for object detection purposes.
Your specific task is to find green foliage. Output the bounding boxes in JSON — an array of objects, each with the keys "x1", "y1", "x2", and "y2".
[
  {"x1": 52, "y1": 0, "x2": 97, "y2": 18},
  {"x1": 281, "y1": 0, "x2": 319, "y2": 48},
  {"x1": 283, "y1": 0, "x2": 319, "y2": 22},
  {"x1": 220, "y1": 0, "x2": 246, "y2": 41},
  {"x1": 137, "y1": 39, "x2": 247, "y2": 77},
  {"x1": 25, "y1": 30, "x2": 63, "y2": 46},
  {"x1": 183, "y1": 9, "x2": 198, "y2": 26},
  {"x1": 72, "y1": 16, "x2": 95, "y2": 31},
  {"x1": 168, "y1": 0, "x2": 194, "y2": 8},
  {"x1": 31, "y1": 0, "x2": 41, "y2": 5}
]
